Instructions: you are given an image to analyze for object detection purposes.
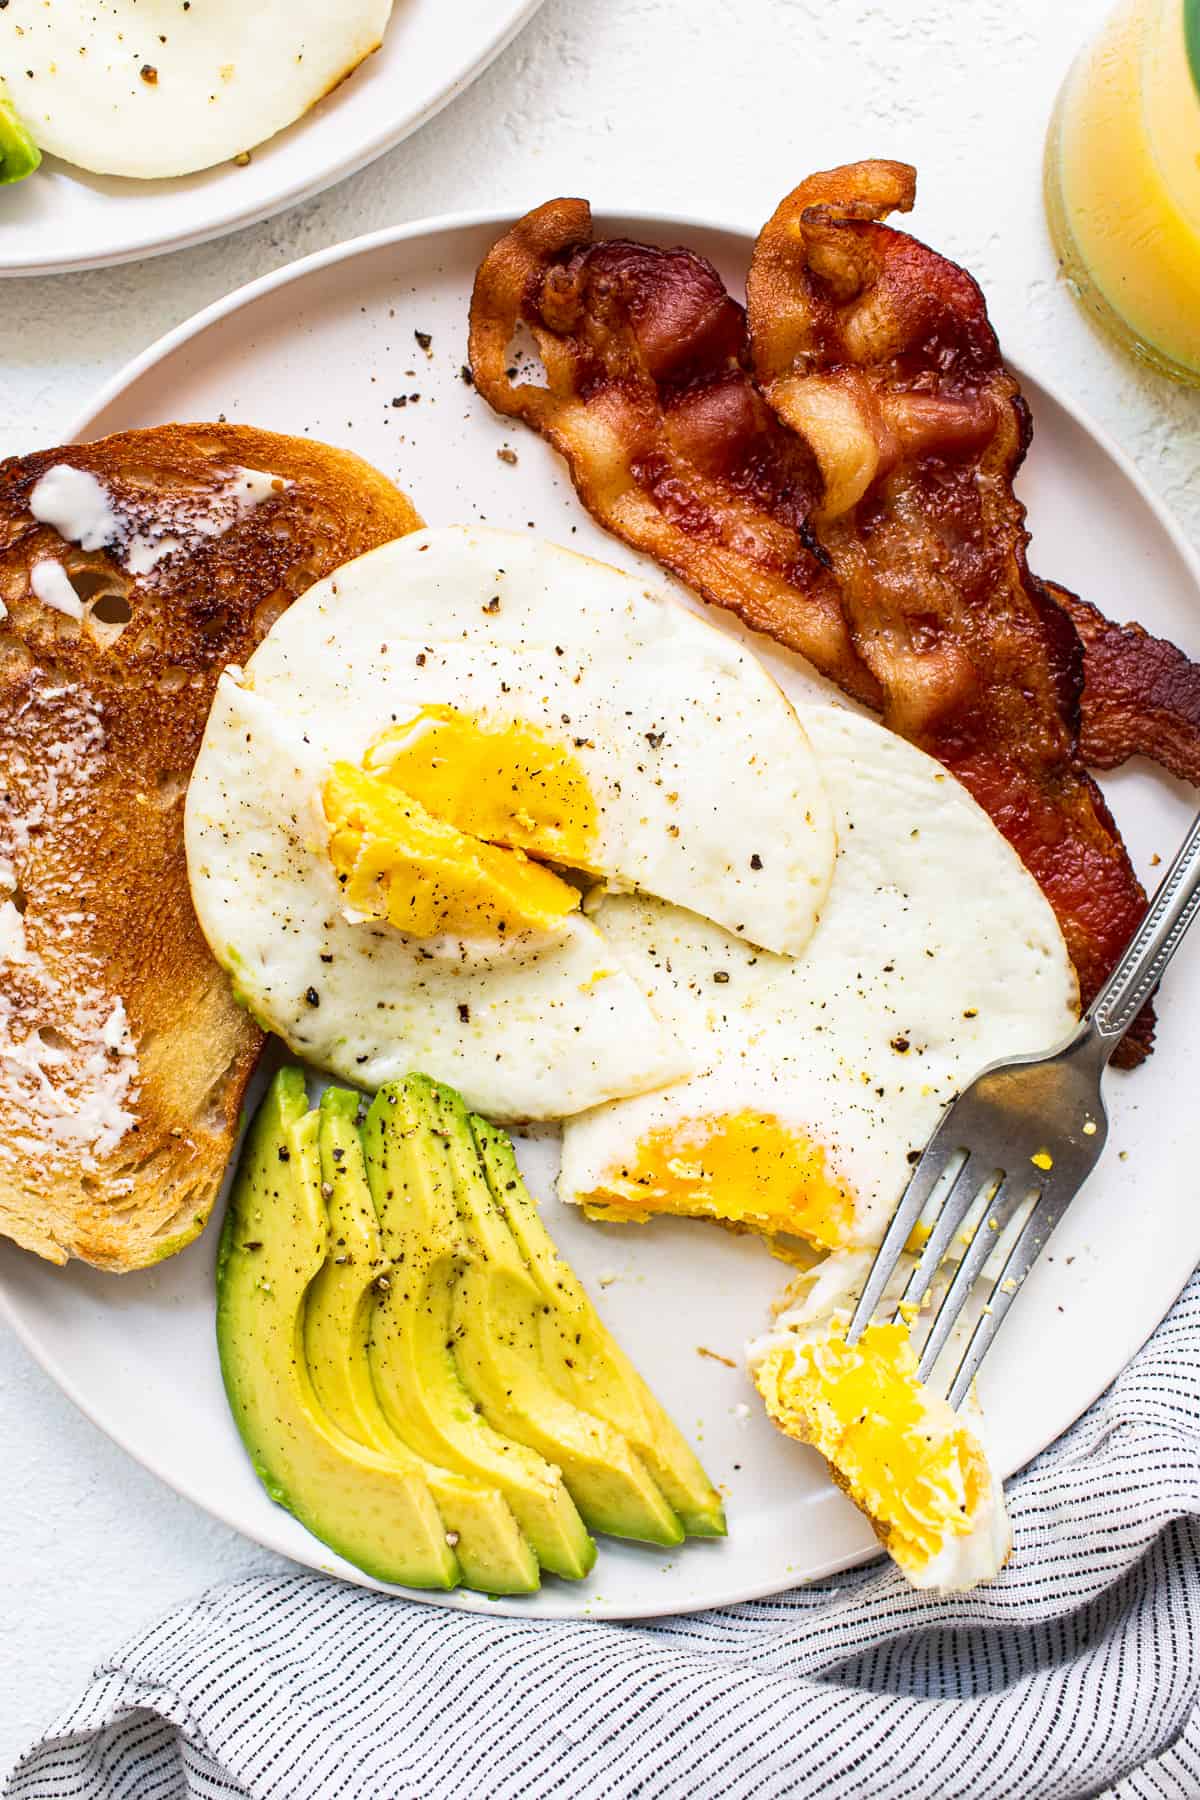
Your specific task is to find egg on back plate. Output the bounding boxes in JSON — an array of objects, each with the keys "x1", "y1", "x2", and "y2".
[
  {"x1": 1, "y1": 0, "x2": 394, "y2": 179},
  {"x1": 185, "y1": 526, "x2": 836, "y2": 1122},
  {"x1": 558, "y1": 706, "x2": 1079, "y2": 1252}
]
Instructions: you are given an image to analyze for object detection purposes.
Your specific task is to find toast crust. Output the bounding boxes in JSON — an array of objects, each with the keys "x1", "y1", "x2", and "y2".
[{"x1": 0, "y1": 424, "x2": 422, "y2": 1270}]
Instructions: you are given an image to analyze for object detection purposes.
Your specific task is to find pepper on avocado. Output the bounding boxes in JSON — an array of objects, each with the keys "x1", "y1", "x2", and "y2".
[{"x1": 217, "y1": 1068, "x2": 724, "y2": 1594}]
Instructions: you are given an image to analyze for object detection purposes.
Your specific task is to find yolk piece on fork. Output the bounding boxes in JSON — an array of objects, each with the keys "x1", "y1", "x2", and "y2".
[
  {"x1": 576, "y1": 1110, "x2": 856, "y2": 1248},
  {"x1": 754, "y1": 1319, "x2": 992, "y2": 1576}
]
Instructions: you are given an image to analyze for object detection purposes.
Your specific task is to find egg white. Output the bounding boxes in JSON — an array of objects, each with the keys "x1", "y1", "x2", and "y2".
[
  {"x1": 3, "y1": 0, "x2": 392, "y2": 178},
  {"x1": 558, "y1": 705, "x2": 1079, "y2": 1246}
]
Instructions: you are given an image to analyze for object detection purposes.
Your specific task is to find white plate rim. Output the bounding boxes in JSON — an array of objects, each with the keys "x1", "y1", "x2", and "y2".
[
  {"x1": 0, "y1": 1, "x2": 545, "y2": 278},
  {"x1": 2, "y1": 206, "x2": 1198, "y2": 1617}
]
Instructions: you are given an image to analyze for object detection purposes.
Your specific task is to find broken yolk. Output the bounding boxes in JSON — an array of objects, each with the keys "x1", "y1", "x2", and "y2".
[
  {"x1": 577, "y1": 1111, "x2": 856, "y2": 1249},
  {"x1": 754, "y1": 1321, "x2": 990, "y2": 1575},
  {"x1": 323, "y1": 761, "x2": 581, "y2": 942},
  {"x1": 365, "y1": 706, "x2": 599, "y2": 869}
]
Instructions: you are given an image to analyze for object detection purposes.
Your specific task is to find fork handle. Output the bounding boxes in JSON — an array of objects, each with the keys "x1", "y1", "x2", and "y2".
[{"x1": 1089, "y1": 809, "x2": 1200, "y2": 1052}]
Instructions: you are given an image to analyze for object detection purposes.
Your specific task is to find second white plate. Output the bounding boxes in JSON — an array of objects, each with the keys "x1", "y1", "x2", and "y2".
[
  {"x1": 0, "y1": 0, "x2": 544, "y2": 277},
  {"x1": 1, "y1": 210, "x2": 1197, "y2": 1618}
]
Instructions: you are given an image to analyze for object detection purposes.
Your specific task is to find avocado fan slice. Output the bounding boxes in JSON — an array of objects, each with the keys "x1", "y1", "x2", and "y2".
[
  {"x1": 471, "y1": 1115, "x2": 727, "y2": 1538},
  {"x1": 304, "y1": 1088, "x2": 540, "y2": 1596},
  {"x1": 427, "y1": 1079, "x2": 684, "y2": 1547},
  {"x1": 215, "y1": 1069, "x2": 459, "y2": 1590},
  {"x1": 0, "y1": 89, "x2": 41, "y2": 186},
  {"x1": 361, "y1": 1080, "x2": 596, "y2": 1582}
]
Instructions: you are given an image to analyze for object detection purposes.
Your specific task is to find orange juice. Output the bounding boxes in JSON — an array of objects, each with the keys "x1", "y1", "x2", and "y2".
[{"x1": 1045, "y1": 0, "x2": 1200, "y2": 383}]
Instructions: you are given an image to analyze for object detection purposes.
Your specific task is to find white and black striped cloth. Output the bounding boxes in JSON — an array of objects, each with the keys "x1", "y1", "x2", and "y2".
[{"x1": 9, "y1": 1272, "x2": 1200, "y2": 1800}]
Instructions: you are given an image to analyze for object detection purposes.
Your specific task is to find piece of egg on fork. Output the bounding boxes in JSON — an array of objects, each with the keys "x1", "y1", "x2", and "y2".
[
  {"x1": 748, "y1": 1249, "x2": 1011, "y2": 1592},
  {"x1": 558, "y1": 706, "x2": 1078, "y2": 1248}
]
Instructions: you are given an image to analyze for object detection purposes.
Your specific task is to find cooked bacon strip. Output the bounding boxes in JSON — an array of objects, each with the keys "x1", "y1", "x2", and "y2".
[
  {"x1": 468, "y1": 197, "x2": 880, "y2": 708},
  {"x1": 745, "y1": 164, "x2": 1153, "y2": 1059},
  {"x1": 467, "y1": 182, "x2": 1153, "y2": 1061},
  {"x1": 1044, "y1": 579, "x2": 1200, "y2": 785}
]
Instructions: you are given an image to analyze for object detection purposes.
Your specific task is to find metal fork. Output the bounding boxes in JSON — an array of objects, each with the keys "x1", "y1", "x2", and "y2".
[{"x1": 847, "y1": 809, "x2": 1200, "y2": 1410}]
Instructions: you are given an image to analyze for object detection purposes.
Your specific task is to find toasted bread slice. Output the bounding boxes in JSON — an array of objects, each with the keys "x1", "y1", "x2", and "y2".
[{"x1": 0, "y1": 424, "x2": 422, "y2": 1270}]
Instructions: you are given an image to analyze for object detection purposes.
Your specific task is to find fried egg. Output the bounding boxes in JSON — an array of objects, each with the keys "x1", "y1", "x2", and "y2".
[
  {"x1": 185, "y1": 527, "x2": 835, "y2": 1120},
  {"x1": 240, "y1": 527, "x2": 835, "y2": 956},
  {"x1": 558, "y1": 706, "x2": 1078, "y2": 1248},
  {"x1": 748, "y1": 1249, "x2": 1010, "y2": 1591},
  {"x1": 2, "y1": 1, "x2": 392, "y2": 179}
]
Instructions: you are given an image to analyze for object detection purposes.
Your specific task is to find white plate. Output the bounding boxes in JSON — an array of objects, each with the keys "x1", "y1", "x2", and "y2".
[
  {"x1": 1, "y1": 212, "x2": 1197, "y2": 1620},
  {"x1": 0, "y1": 1, "x2": 543, "y2": 277}
]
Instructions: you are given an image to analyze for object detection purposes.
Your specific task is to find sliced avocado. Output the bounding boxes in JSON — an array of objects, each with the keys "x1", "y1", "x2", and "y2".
[
  {"x1": 429, "y1": 1080, "x2": 684, "y2": 1546},
  {"x1": 472, "y1": 1115, "x2": 727, "y2": 1538},
  {"x1": 216, "y1": 1068, "x2": 459, "y2": 1590},
  {"x1": 304, "y1": 1088, "x2": 539, "y2": 1596},
  {"x1": 362, "y1": 1079, "x2": 596, "y2": 1581},
  {"x1": 0, "y1": 90, "x2": 41, "y2": 186}
]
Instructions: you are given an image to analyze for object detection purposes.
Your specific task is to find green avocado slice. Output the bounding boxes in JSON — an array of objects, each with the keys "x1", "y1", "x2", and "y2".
[
  {"x1": 428, "y1": 1080, "x2": 684, "y2": 1547},
  {"x1": 215, "y1": 1070, "x2": 459, "y2": 1589},
  {"x1": 471, "y1": 1115, "x2": 727, "y2": 1538},
  {"x1": 362, "y1": 1080, "x2": 596, "y2": 1582},
  {"x1": 304, "y1": 1089, "x2": 539, "y2": 1596},
  {"x1": 0, "y1": 91, "x2": 41, "y2": 186}
]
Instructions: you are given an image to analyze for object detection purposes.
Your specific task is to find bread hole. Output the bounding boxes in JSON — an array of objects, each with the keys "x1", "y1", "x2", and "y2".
[
  {"x1": 199, "y1": 607, "x2": 231, "y2": 642},
  {"x1": 283, "y1": 563, "x2": 316, "y2": 597},
  {"x1": 78, "y1": 572, "x2": 135, "y2": 647},
  {"x1": 252, "y1": 589, "x2": 290, "y2": 641},
  {"x1": 153, "y1": 770, "x2": 187, "y2": 810},
  {"x1": 90, "y1": 591, "x2": 133, "y2": 626},
  {"x1": 4, "y1": 880, "x2": 27, "y2": 914},
  {"x1": 157, "y1": 666, "x2": 192, "y2": 694},
  {"x1": 200, "y1": 1063, "x2": 239, "y2": 1134},
  {"x1": 69, "y1": 568, "x2": 120, "y2": 604},
  {"x1": 39, "y1": 1026, "x2": 71, "y2": 1054}
]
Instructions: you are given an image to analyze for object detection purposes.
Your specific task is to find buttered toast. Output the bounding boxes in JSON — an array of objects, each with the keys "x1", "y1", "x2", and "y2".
[{"x1": 0, "y1": 424, "x2": 422, "y2": 1270}]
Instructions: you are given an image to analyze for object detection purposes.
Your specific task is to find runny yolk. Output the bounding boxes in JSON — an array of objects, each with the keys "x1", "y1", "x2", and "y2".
[
  {"x1": 323, "y1": 761, "x2": 581, "y2": 942},
  {"x1": 577, "y1": 1110, "x2": 856, "y2": 1249},
  {"x1": 364, "y1": 705, "x2": 599, "y2": 869},
  {"x1": 754, "y1": 1322, "x2": 990, "y2": 1574}
]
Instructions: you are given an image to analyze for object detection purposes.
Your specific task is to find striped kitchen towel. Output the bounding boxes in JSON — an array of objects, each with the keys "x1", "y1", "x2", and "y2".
[{"x1": 8, "y1": 1270, "x2": 1200, "y2": 1800}]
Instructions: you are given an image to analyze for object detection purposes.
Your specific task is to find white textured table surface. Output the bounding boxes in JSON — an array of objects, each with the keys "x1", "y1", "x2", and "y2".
[{"x1": 3, "y1": 0, "x2": 1200, "y2": 1772}]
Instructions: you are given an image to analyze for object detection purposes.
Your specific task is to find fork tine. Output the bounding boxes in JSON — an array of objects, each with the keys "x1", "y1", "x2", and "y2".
[
  {"x1": 845, "y1": 1136, "x2": 964, "y2": 1342},
  {"x1": 895, "y1": 1150, "x2": 1000, "y2": 1325},
  {"x1": 945, "y1": 1178, "x2": 1074, "y2": 1410},
  {"x1": 915, "y1": 1172, "x2": 1039, "y2": 1383}
]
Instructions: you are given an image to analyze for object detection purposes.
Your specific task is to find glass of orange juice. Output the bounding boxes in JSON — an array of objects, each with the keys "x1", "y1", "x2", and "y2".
[{"x1": 1045, "y1": 0, "x2": 1200, "y2": 384}]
